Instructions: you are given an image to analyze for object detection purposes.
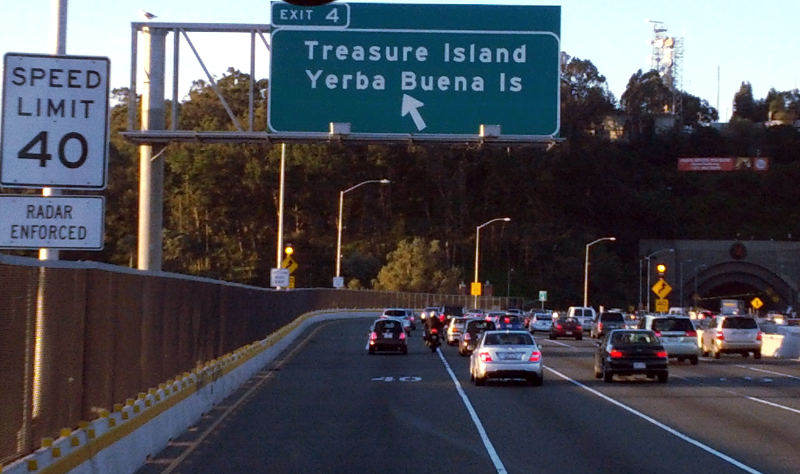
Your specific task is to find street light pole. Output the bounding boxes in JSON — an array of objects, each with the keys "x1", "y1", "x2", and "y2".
[
  {"x1": 693, "y1": 263, "x2": 708, "y2": 309},
  {"x1": 335, "y1": 179, "x2": 390, "y2": 282},
  {"x1": 645, "y1": 248, "x2": 675, "y2": 312},
  {"x1": 474, "y1": 217, "x2": 511, "y2": 307},
  {"x1": 583, "y1": 237, "x2": 616, "y2": 307},
  {"x1": 679, "y1": 259, "x2": 693, "y2": 309}
]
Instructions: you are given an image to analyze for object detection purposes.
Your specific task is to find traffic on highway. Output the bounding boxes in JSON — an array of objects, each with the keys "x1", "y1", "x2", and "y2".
[{"x1": 137, "y1": 309, "x2": 800, "y2": 474}]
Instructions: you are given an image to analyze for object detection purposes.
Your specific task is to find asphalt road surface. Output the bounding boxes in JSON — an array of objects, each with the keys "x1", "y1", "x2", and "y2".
[{"x1": 138, "y1": 315, "x2": 800, "y2": 474}]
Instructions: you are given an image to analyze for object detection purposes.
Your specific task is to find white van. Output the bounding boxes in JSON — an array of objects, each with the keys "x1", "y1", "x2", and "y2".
[{"x1": 566, "y1": 306, "x2": 597, "y2": 332}]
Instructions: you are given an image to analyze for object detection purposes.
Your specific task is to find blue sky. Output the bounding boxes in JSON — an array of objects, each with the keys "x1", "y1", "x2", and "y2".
[{"x1": 1, "y1": 0, "x2": 798, "y2": 121}]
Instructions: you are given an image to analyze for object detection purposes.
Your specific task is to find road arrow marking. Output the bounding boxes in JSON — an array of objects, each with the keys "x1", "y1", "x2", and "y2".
[{"x1": 401, "y1": 94, "x2": 426, "y2": 131}]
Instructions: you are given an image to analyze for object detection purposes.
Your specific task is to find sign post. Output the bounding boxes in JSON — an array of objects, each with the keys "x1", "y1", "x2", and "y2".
[{"x1": 269, "y1": 2, "x2": 560, "y2": 140}]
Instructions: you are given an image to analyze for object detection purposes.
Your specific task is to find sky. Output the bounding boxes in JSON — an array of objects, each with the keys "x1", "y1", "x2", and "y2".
[{"x1": 1, "y1": 0, "x2": 799, "y2": 122}]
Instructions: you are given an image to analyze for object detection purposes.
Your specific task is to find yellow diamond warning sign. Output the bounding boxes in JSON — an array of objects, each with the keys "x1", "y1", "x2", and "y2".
[{"x1": 651, "y1": 278, "x2": 672, "y2": 299}]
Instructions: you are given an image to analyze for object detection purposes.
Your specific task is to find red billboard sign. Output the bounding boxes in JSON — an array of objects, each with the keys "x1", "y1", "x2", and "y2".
[{"x1": 678, "y1": 157, "x2": 769, "y2": 172}]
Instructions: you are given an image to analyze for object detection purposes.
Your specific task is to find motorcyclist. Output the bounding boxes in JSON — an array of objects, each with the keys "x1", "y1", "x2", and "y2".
[{"x1": 424, "y1": 311, "x2": 444, "y2": 342}]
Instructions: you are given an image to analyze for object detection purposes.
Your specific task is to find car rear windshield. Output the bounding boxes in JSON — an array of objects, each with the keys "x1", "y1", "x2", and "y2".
[
  {"x1": 484, "y1": 333, "x2": 533, "y2": 345},
  {"x1": 443, "y1": 306, "x2": 464, "y2": 316},
  {"x1": 722, "y1": 317, "x2": 758, "y2": 329},
  {"x1": 383, "y1": 310, "x2": 406, "y2": 317},
  {"x1": 601, "y1": 312, "x2": 625, "y2": 322},
  {"x1": 468, "y1": 321, "x2": 494, "y2": 332},
  {"x1": 652, "y1": 318, "x2": 694, "y2": 332},
  {"x1": 376, "y1": 320, "x2": 401, "y2": 332},
  {"x1": 535, "y1": 314, "x2": 552, "y2": 321},
  {"x1": 611, "y1": 332, "x2": 658, "y2": 345}
]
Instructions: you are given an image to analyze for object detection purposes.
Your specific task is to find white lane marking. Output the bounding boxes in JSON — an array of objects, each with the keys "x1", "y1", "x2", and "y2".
[
  {"x1": 745, "y1": 396, "x2": 800, "y2": 415},
  {"x1": 737, "y1": 365, "x2": 800, "y2": 381},
  {"x1": 540, "y1": 339, "x2": 575, "y2": 348},
  {"x1": 437, "y1": 348, "x2": 507, "y2": 474},
  {"x1": 545, "y1": 366, "x2": 762, "y2": 474}
]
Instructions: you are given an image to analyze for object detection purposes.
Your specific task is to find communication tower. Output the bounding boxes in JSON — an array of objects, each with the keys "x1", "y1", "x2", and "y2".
[{"x1": 649, "y1": 20, "x2": 683, "y2": 117}]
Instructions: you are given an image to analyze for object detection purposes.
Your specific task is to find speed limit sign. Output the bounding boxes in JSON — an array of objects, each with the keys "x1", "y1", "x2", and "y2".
[{"x1": 1, "y1": 53, "x2": 109, "y2": 189}]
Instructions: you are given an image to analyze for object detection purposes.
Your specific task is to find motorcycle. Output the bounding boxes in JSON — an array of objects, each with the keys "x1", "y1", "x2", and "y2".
[{"x1": 425, "y1": 327, "x2": 441, "y2": 352}]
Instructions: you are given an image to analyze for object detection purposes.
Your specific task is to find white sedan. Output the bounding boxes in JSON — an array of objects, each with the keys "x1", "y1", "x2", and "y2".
[{"x1": 469, "y1": 330, "x2": 543, "y2": 386}]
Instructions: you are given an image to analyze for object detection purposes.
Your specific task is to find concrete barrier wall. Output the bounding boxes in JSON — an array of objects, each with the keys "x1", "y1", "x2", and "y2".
[{"x1": 1, "y1": 310, "x2": 375, "y2": 474}]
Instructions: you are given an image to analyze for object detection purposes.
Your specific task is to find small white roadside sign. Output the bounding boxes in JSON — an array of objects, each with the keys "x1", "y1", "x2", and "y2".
[
  {"x1": 0, "y1": 195, "x2": 104, "y2": 249},
  {"x1": 271, "y1": 268, "x2": 290, "y2": 288},
  {"x1": 1, "y1": 53, "x2": 110, "y2": 189}
]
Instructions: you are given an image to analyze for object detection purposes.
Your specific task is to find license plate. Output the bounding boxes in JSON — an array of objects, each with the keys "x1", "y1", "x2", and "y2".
[
  {"x1": 633, "y1": 362, "x2": 646, "y2": 369},
  {"x1": 498, "y1": 352, "x2": 521, "y2": 360},
  {"x1": 383, "y1": 332, "x2": 393, "y2": 338},
  {"x1": 565, "y1": 331, "x2": 572, "y2": 335}
]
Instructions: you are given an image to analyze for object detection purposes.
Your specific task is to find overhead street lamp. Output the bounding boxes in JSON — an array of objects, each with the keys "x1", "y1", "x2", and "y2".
[
  {"x1": 474, "y1": 217, "x2": 511, "y2": 307},
  {"x1": 583, "y1": 237, "x2": 616, "y2": 307},
  {"x1": 645, "y1": 248, "x2": 675, "y2": 312},
  {"x1": 335, "y1": 179, "x2": 391, "y2": 283}
]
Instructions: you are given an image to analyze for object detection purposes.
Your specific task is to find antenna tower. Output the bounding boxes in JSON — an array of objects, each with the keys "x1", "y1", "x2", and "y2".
[{"x1": 649, "y1": 20, "x2": 683, "y2": 118}]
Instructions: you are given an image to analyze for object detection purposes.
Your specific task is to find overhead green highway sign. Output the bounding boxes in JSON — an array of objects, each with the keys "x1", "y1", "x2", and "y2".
[{"x1": 269, "y1": 2, "x2": 560, "y2": 140}]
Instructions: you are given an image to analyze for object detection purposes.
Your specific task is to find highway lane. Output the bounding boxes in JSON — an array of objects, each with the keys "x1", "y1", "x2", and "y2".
[
  {"x1": 536, "y1": 334, "x2": 800, "y2": 473},
  {"x1": 138, "y1": 317, "x2": 800, "y2": 474}
]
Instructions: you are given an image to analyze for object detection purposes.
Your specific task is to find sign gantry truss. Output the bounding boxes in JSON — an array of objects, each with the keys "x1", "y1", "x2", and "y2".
[{"x1": 122, "y1": 8, "x2": 561, "y2": 146}]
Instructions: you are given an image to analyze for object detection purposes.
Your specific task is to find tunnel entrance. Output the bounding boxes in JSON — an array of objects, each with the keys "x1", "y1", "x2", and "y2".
[{"x1": 685, "y1": 262, "x2": 793, "y2": 315}]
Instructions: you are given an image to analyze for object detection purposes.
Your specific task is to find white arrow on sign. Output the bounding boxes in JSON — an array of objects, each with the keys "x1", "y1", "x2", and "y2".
[{"x1": 401, "y1": 94, "x2": 426, "y2": 131}]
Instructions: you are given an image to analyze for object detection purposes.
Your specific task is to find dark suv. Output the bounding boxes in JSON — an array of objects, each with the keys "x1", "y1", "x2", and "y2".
[{"x1": 590, "y1": 311, "x2": 627, "y2": 339}]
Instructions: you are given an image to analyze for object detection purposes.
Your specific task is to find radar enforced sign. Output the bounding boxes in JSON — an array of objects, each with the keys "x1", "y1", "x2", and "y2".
[
  {"x1": 0, "y1": 195, "x2": 104, "y2": 249},
  {"x1": 1, "y1": 53, "x2": 109, "y2": 189}
]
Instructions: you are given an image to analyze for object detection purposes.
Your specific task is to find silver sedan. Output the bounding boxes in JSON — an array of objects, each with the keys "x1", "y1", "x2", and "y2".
[{"x1": 469, "y1": 330, "x2": 543, "y2": 386}]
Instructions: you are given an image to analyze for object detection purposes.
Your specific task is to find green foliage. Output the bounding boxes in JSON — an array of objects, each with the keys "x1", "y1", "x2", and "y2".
[
  {"x1": 373, "y1": 238, "x2": 463, "y2": 293},
  {"x1": 560, "y1": 54, "x2": 616, "y2": 139},
  {"x1": 71, "y1": 61, "x2": 800, "y2": 310}
]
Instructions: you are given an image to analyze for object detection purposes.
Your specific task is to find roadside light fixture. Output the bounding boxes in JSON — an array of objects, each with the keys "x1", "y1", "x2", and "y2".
[
  {"x1": 335, "y1": 179, "x2": 391, "y2": 282},
  {"x1": 583, "y1": 237, "x2": 616, "y2": 307},
  {"x1": 473, "y1": 217, "x2": 511, "y2": 307}
]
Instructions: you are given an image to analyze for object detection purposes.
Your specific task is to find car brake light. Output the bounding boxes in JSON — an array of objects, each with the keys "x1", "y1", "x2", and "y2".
[
  {"x1": 609, "y1": 349, "x2": 624, "y2": 358},
  {"x1": 555, "y1": 323, "x2": 563, "y2": 330},
  {"x1": 399, "y1": 332, "x2": 406, "y2": 340},
  {"x1": 504, "y1": 317, "x2": 510, "y2": 324},
  {"x1": 656, "y1": 350, "x2": 668, "y2": 358},
  {"x1": 716, "y1": 330, "x2": 725, "y2": 341},
  {"x1": 597, "y1": 322, "x2": 603, "y2": 331},
  {"x1": 653, "y1": 331, "x2": 662, "y2": 337},
  {"x1": 529, "y1": 350, "x2": 542, "y2": 362},
  {"x1": 686, "y1": 330, "x2": 697, "y2": 337},
  {"x1": 576, "y1": 324, "x2": 582, "y2": 330},
  {"x1": 370, "y1": 332, "x2": 377, "y2": 341},
  {"x1": 479, "y1": 351, "x2": 493, "y2": 362},
  {"x1": 431, "y1": 328, "x2": 438, "y2": 334},
  {"x1": 757, "y1": 331, "x2": 762, "y2": 341}
]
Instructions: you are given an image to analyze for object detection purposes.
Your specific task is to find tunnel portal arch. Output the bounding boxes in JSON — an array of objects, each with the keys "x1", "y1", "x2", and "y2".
[{"x1": 684, "y1": 261, "x2": 794, "y2": 313}]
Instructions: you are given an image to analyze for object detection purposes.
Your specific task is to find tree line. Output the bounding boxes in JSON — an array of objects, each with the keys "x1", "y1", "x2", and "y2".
[{"x1": 5, "y1": 55, "x2": 800, "y2": 310}]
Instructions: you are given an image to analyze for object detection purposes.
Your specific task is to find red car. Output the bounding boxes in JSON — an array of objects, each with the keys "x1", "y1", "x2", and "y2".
[{"x1": 549, "y1": 317, "x2": 583, "y2": 340}]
